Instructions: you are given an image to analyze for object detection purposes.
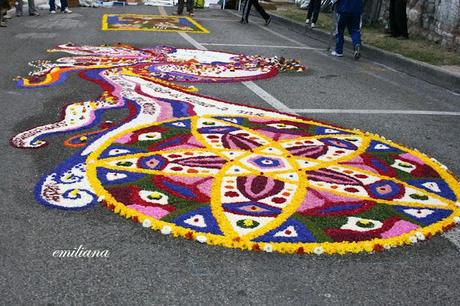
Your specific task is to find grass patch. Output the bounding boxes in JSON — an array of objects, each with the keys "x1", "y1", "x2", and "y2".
[
  {"x1": 268, "y1": 4, "x2": 460, "y2": 66},
  {"x1": 363, "y1": 31, "x2": 460, "y2": 65}
]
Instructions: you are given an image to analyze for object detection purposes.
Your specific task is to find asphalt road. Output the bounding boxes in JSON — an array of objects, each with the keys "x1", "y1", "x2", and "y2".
[{"x1": 1, "y1": 5, "x2": 460, "y2": 305}]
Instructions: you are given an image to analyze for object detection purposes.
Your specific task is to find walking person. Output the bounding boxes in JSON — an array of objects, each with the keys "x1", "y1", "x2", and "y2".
[
  {"x1": 176, "y1": 0, "x2": 194, "y2": 16},
  {"x1": 15, "y1": 0, "x2": 39, "y2": 17},
  {"x1": 305, "y1": 0, "x2": 321, "y2": 28},
  {"x1": 389, "y1": 0, "x2": 408, "y2": 38},
  {"x1": 241, "y1": 0, "x2": 271, "y2": 26},
  {"x1": 331, "y1": 0, "x2": 362, "y2": 60},
  {"x1": 49, "y1": 0, "x2": 72, "y2": 14}
]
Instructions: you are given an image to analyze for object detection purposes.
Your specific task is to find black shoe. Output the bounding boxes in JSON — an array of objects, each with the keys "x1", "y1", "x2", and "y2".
[
  {"x1": 29, "y1": 12, "x2": 40, "y2": 16},
  {"x1": 265, "y1": 16, "x2": 271, "y2": 26},
  {"x1": 240, "y1": 18, "x2": 248, "y2": 24},
  {"x1": 353, "y1": 44, "x2": 361, "y2": 60}
]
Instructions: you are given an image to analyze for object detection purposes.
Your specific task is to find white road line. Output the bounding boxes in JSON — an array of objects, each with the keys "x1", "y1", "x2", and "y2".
[
  {"x1": 200, "y1": 43, "x2": 322, "y2": 50},
  {"x1": 178, "y1": 32, "x2": 205, "y2": 50},
  {"x1": 242, "y1": 81, "x2": 295, "y2": 113},
  {"x1": 159, "y1": 6, "x2": 295, "y2": 114},
  {"x1": 291, "y1": 109, "x2": 460, "y2": 116}
]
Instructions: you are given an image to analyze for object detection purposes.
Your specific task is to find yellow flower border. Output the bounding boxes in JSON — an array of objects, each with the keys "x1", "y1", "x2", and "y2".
[
  {"x1": 86, "y1": 115, "x2": 460, "y2": 255},
  {"x1": 101, "y1": 14, "x2": 210, "y2": 34}
]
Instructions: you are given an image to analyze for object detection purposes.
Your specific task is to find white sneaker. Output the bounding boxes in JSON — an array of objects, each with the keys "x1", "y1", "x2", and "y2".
[
  {"x1": 63, "y1": 8, "x2": 72, "y2": 13},
  {"x1": 330, "y1": 51, "x2": 343, "y2": 57},
  {"x1": 311, "y1": 23, "x2": 316, "y2": 28},
  {"x1": 305, "y1": 18, "x2": 310, "y2": 24},
  {"x1": 50, "y1": 10, "x2": 56, "y2": 14}
]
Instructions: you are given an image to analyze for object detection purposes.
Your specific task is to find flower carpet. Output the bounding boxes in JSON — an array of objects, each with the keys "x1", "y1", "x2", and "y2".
[
  {"x1": 102, "y1": 14, "x2": 209, "y2": 33},
  {"x1": 11, "y1": 44, "x2": 460, "y2": 254}
]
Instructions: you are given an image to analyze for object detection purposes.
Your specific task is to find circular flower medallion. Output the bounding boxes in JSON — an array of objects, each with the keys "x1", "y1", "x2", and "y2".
[{"x1": 86, "y1": 115, "x2": 460, "y2": 254}]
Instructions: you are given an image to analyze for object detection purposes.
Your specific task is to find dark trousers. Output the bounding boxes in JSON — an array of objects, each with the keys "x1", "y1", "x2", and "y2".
[
  {"x1": 178, "y1": 0, "x2": 194, "y2": 14},
  {"x1": 306, "y1": 0, "x2": 321, "y2": 23},
  {"x1": 242, "y1": 0, "x2": 270, "y2": 22},
  {"x1": 335, "y1": 13, "x2": 361, "y2": 54},
  {"x1": 49, "y1": 0, "x2": 68, "y2": 12},
  {"x1": 389, "y1": 0, "x2": 408, "y2": 38}
]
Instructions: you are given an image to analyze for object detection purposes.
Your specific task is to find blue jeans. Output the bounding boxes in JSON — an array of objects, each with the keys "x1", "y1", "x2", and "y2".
[
  {"x1": 49, "y1": 0, "x2": 68, "y2": 12},
  {"x1": 335, "y1": 13, "x2": 361, "y2": 54}
]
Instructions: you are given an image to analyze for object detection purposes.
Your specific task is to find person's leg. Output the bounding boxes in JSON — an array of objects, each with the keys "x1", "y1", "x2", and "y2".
[
  {"x1": 28, "y1": 0, "x2": 38, "y2": 15},
  {"x1": 389, "y1": 0, "x2": 400, "y2": 37},
  {"x1": 334, "y1": 14, "x2": 347, "y2": 55},
  {"x1": 400, "y1": 15, "x2": 408, "y2": 38},
  {"x1": 306, "y1": 0, "x2": 314, "y2": 21},
  {"x1": 311, "y1": 0, "x2": 321, "y2": 24},
  {"x1": 347, "y1": 14, "x2": 361, "y2": 47},
  {"x1": 395, "y1": 0, "x2": 408, "y2": 38},
  {"x1": 186, "y1": 0, "x2": 193, "y2": 15},
  {"x1": 241, "y1": 0, "x2": 248, "y2": 22},
  {"x1": 60, "y1": 0, "x2": 68, "y2": 11},
  {"x1": 177, "y1": 0, "x2": 185, "y2": 15},
  {"x1": 242, "y1": 0, "x2": 252, "y2": 23},
  {"x1": 252, "y1": 0, "x2": 269, "y2": 21},
  {"x1": 49, "y1": 0, "x2": 56, "y2": 12},
  {"x1": 15, "y1": 0, "x2": 24, "y2": 16},
  {"x1": 347, "y1": 14, "x2": 362, "y2": 59}
]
